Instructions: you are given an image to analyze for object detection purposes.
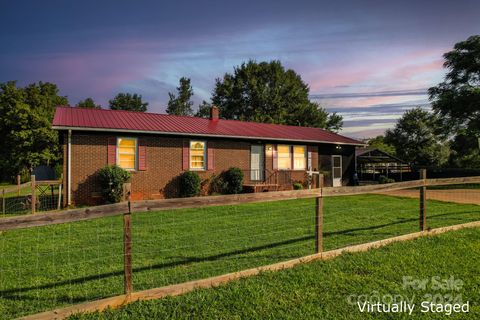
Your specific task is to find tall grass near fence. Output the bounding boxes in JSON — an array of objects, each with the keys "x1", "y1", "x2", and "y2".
[{"x1": 0, "y1": 173, "x2": 479, "y2": 319}]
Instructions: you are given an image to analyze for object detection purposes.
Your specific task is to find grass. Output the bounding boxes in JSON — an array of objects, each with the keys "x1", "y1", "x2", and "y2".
[
  {"x1": 0, "y1": 194, "x2": 479, "y2": 318},
  {"x1": 69, "y1": 227, "x2": 480, "y2": 320}
]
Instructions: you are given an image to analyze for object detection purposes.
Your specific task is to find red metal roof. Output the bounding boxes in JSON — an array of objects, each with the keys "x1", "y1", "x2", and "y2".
[{"x1": 52, "y1": 106, "x2": 363, "y2": 145}]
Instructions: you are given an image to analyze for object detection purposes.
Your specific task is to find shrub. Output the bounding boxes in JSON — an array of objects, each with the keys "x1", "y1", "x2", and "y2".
[
  {"x1": 293, "y1": 182, "x2": 304, "y2": 190},
  {"x1": 98, "y1": 165, "x2": 131, "y2": 203},
  {"x1": 222, "y1": 167, "x2": 244, "y2": 194},
  {"x1": 208, "y1": 173, "x2": 226, "y2": 195},
  {"x1": 12, "y1": 168, "x2": 31, "y2": 184},
  {"x1": 378, "y1": 175, "x2": 395, "y2": 184},
  {"x1": 54, "y1": 163, "x2": 63, "y2": 179},
  {"x1": 179, "y1": 171, "x2": 201, "y2": 197}
]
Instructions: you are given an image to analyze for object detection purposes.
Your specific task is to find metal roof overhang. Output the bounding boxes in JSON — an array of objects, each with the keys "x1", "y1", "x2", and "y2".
[{"x1": 52, "y1": 125, "x2": 366, "y2": 146}]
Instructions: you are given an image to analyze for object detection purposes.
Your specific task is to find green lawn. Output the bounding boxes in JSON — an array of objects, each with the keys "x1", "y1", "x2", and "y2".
[
  {"x1": 69, "y1": 227, "x2": 480, "y2": 320},
  {"x1": 0, "y1": 194, "x2": 478, "y2": 319}
]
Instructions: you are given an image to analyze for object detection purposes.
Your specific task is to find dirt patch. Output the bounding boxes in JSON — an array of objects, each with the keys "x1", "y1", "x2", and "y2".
[{"x1": 377, "y1": 189, "x2": 480, "y2": 205}]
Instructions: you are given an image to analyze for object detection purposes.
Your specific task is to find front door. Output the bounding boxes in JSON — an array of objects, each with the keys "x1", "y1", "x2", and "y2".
[
  {"x1": 250, "y1": 145, "x2": 265, "y2": 181},
  {"x1": 332, "y1": 155, "x2": 342, "y2": 187}
]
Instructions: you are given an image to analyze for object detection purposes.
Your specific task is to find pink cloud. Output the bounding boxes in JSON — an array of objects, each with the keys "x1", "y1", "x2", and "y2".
[{"x1": 305, "y1": 47, "x2": 447, "y2": 94}]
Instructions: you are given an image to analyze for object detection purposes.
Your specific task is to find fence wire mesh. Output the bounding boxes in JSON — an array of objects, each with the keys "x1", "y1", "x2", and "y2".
[
  {"x1": 1, "y1": 183, "x2": 62, "y2": 217},
  {"x1": 0, "y1": 180, "x2": 479, "y2": 318}
]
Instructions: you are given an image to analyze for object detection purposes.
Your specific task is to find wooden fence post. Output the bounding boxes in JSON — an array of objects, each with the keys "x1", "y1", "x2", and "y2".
[
  {"x1": 419, "y1": 169, "x2": 427, "y2": 231},
  {"x1": 123, "y1": 196, "x2": 133, "y2": 296},
  {"x1": 2, "y1": 188, "x2": 5, "y2": 215},
  {"x1": 122, "y1": 183, "x2": 132, "y2": 202},
  {"x1": 315, "y1": 174, "x2": 325, "y2": 254},
  {"x1": 31, "y1": 175, "x2": 36, "y2": 214},
  {"x1": 17, "y1": 175, "x2": 21, "y2": 196},
  {"x1": 57, "y1": 174, "x2": 63, "y2": 210}
]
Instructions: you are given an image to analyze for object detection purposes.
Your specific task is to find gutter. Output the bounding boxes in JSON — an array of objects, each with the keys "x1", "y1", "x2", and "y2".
[
  {"x1": 52, "y1": 126, "x2": 366, "y2": 147},
  {"x1": 67, "y1": 129, "x2": 72, "y2": 206}
]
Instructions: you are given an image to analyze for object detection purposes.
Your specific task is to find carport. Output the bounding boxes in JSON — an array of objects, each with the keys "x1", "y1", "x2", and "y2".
[{"x1": 356, "y1": 148, "x2": 411, "y2": 182}]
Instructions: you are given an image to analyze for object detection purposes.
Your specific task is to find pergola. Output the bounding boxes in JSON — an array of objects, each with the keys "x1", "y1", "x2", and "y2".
[{"x1": 356, "y1": 148, "x2": 411, "y2": 182}]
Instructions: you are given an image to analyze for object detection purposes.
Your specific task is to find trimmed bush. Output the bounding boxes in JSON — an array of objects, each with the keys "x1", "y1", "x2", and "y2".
[
  {"x1": 98, "y1": 165, "x2": 131, "y2": 203},
  {"x1": 293, "y1": 182, "x2": 304, "y2": 190},
  {"x1": 378, "y1": 175, "x2": 395, "y2": 184},
  {"x1": 222, "y1": 167, "x2": 244, "y2": 194},
  {"x1": 179, "y1": 171, "x2": 201, "y2": 197},
  {"x1": 208, "y1": 173, "x2": 226, "y2": 195}
]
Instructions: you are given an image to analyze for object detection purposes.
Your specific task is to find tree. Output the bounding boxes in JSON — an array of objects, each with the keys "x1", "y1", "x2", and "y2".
[
  {"x1": 367, "y1": 135, "x2": 396, "y2": 155},
  {"x1": 77, "y1": 97, "x2": 101, "y2": 109},
  {"x1": 166, "y1": 77, "x2": 194, "y2": 116},
  {"x1": 384, "y1": 108, "x2": 450, "y2": 166},
  {"x1": 0, "y1": 81, "x2": 68, "y2": 181},
  {"x1": 429, "y1": 35, "x2": 480, "y2": 167},
  {"x1": 109, "y1": 93, "x2": 148, "y2": 112},
  {"x1": 195, "y1": 100, "x2": 212, "y2": 118},
  {"x1": 211, "y1": 60, "x2": 342, "y2": 131}
]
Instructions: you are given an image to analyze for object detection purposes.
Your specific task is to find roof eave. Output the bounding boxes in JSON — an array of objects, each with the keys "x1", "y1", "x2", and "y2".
[{"x1": 52, "y1": 125, "x2": 366, "y2": 146}]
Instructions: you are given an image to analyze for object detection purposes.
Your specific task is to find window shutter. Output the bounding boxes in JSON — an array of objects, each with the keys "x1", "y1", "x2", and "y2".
[
  {"x1": 107, "y1": 137, "x2": 116, "y2": 165},
  {"x1": 182, "y1": 139, "x2": 189, "y2": 170},
  {"x1": 138, "y1": 139, "x2": 147, "y2": 171},
  {"x1": 272, "y1": 144, "x2": 278, "y2": 170},
  {"x1": 207, "y1": 141, "x2": 215, "y2": 170}
]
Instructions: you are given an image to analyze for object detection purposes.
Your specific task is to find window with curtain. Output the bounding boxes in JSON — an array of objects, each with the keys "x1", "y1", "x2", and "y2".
[
  {"x1": 277, "y1": 145, "x2": 291, "y2": 170},
  {"x1": 293, "y1": 146, "x2": 306, "y2": 170},
  {"x1": 190, "y1": 141, "x2": 206, "y2": 170},
  {"x1": 117, "y1": 137, "x2": 137, "y2": 170}
]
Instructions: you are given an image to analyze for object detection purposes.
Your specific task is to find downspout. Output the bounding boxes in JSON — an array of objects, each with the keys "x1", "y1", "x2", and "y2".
[{"x1": 67, "y1": 129, "x2": 72, "y2": 206}]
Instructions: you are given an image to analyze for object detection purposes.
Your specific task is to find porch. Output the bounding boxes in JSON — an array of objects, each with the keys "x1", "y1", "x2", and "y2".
[{"x1": 242, "y1": 169, "x2": 313, "y2": 192}]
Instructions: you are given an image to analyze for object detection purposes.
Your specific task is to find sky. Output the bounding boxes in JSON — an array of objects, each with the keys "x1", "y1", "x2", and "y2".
[{"x1": 0, "y1": 0, "x2": 479, "y2": 138}]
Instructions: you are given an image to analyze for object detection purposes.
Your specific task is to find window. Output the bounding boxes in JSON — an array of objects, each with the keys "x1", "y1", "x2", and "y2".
[
  {"x1": 190, "y1": 140, "x2": 206, "y2": 170},
  {"x1": 293, "y1": 146, "x2": 306, "y2": 170},
  {"x1": 117, "y1": 137, "x2": 137, "y2": 170},
  {"x1": 277, "y1": 145, "x2": 291, "y2": 170}
]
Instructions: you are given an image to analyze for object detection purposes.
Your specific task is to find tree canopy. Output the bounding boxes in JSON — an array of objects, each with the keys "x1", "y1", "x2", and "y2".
[
  {"x1": 211, "y1": 60, "x2": 342, "y2": 131},
  {"x1": 0, "y1": 81, "x2": 68, "y2": 181},
  {"x1": 77, "y1": 97, "x2": 101, "y2": 109},
  {"x1": 195, "y1": 100, "x2": 212, "y2": 118},
  {"x1": 429, "y1": 35, "x2": 480, "y2": 167},
  {"x1": 166, "y1": 77, "x2": 194, "y2": 116},
  {"x1": 109, "y1": 93, "x2": 148, "y2": 112},
  {"x1": 384, "y1": 108, "x2": 450, "y2": 166},
  {"x1": 367, "y1": 135, "x2": 396, "y2": 155}
]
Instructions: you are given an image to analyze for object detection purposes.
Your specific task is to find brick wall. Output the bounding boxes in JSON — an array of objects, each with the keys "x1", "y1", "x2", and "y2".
[
  {"x1": 68, "y1": 133, "x2": 252, "y2": 205},
  {"x1": 67, "y1": 131, "x2": 348, "y2": 205}
]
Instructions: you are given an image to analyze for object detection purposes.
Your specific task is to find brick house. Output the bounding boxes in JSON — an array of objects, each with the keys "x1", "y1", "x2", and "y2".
[{"x1": 52, "y1": 106, "x2": 363, "y2": 205}]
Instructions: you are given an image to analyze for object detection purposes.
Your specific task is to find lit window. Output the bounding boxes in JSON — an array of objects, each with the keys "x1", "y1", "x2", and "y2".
[
  {"x1": 293, "y1": 146, "x2": 306, "y2": 170},
  {"x1": 190, "y1": 141, "x2": 206, "y2": 170},
  {"x1": 277, "y1": 145, "x2": 291, "y2": 170},
  {"x1": 117, "y1": 138, "x2": 137, "y2": 170}
]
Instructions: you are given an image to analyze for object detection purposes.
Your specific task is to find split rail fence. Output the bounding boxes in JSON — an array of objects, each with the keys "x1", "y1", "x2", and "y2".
[{"x1": 0, "y1": 170, "x2": 480, "y2": 319}]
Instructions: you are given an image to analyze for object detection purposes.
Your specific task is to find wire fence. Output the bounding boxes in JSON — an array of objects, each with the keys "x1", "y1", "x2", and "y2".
[
  {"x1": 0, "y1": 175, "x2": 62, "y2": 217},
  {"x1": 0, "y1": 173, "x2": 479, "y2": 319}
]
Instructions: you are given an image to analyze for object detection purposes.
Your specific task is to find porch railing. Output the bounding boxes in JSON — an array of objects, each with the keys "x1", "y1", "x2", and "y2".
[{"x1": 241, "y1": 169, "x2": 293, "y2": 187}]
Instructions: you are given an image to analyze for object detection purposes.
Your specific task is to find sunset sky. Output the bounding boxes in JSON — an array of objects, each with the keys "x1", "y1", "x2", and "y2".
[{"x1": 1, "y1": 0, "x2": 479, "y2": 138}]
